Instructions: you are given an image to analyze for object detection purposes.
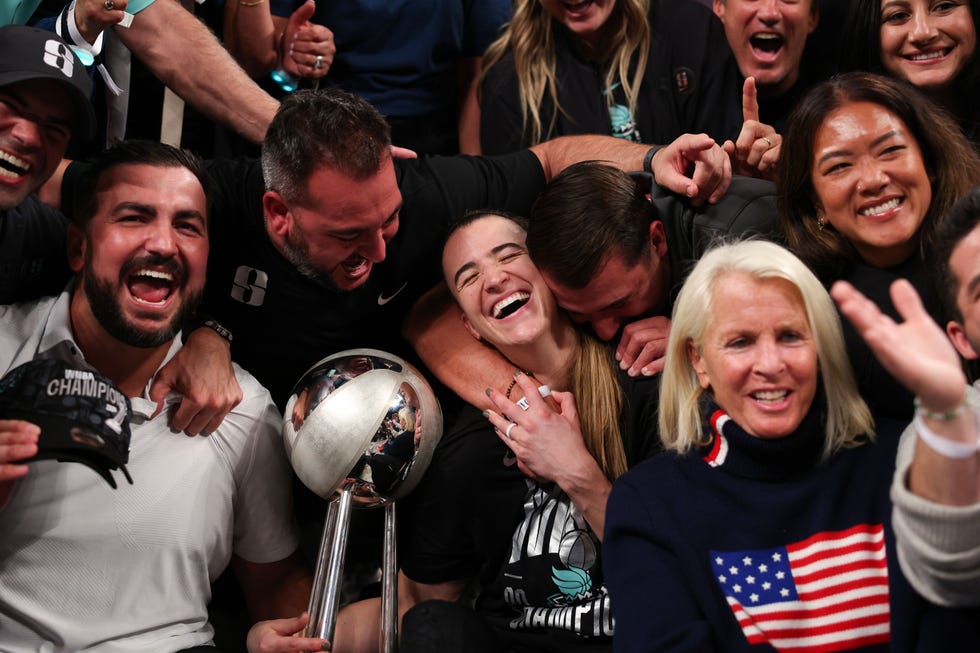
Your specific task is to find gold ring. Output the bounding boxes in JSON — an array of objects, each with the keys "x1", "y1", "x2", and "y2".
[{"x1": 763, "y1": 136, "x2": 773, "y2": 148}]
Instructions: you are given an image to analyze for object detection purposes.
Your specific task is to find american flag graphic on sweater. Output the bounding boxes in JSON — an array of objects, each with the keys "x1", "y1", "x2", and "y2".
[{"x1": 711, "y1": 524, "x2": 890, "y2": 653}]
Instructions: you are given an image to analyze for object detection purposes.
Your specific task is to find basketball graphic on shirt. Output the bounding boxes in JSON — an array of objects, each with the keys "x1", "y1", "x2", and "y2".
[{"x1": 559, "y1": 527, "x2": 597, "y2": 571}]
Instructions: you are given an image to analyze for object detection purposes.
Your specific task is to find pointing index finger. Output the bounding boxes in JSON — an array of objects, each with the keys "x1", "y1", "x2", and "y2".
[{"x1": 742, "y1": 77, "x2": 759, "y2": 123}]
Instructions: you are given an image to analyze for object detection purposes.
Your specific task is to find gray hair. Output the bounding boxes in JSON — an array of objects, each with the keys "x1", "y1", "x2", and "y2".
[{"x1": 261, "y1": 88, "x2": 391, "y2": 207}]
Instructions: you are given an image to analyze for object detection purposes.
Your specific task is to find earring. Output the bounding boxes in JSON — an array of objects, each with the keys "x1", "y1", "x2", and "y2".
[{"x1": 817, "y1": 216, "x2": 826, "y2": 231}]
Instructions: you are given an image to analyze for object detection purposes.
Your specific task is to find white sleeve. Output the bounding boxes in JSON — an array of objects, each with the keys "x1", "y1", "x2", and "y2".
[
  {"x1": 228, "y1": 369, "x2": 300, "y2": 563},
  {"x1": 891, "y1": 386, "x2": 980, "y2": 607}
]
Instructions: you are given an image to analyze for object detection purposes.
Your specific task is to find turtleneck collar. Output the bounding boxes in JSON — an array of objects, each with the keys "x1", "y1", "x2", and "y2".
[{"x1": 696, "y1": 394, "x2": 827, "y2": 481}]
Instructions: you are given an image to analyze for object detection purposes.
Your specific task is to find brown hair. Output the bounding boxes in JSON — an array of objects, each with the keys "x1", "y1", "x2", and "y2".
[{"x1": 778, "y1": 72, "x2": 980, "y2": 280}]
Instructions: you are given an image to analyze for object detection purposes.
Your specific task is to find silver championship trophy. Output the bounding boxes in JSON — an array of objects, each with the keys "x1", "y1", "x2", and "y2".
[{"x1": 283, "y1": 349, "x2": 443, "y2": 652}]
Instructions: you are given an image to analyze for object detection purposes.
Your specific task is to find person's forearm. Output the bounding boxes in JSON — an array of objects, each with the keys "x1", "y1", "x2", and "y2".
[
  {"x1": 224, "y1": 0, "x2": 280, "y2": 77},
  {"x1": 119, "y1": 0, "x2": 278, "y2": 143},
  {"x1": 456, "y1": 56, "x2": 482, "y2": 155},
  {"x1": 529, "y1": 135, "x2": 650, "y2": 181},
  {"x1": 908, "y1": 409, "x2": 980, "y2": 506},
  {"x1": 560, "y1": 458, "x2": 613, "y2": 540},
  {"x1": 404, "y1": 284, "x2": 514, "y2": 410}
]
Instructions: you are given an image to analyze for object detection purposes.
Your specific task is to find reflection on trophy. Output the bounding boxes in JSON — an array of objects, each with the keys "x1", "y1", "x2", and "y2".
[{"x1": 283, "y1": 349, "x2": 443, "y2": 652}]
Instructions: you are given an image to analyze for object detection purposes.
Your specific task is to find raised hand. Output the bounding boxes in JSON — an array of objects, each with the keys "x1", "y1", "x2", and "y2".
[{"x1": 722, "y1": 77, "x2": 781, "y2": 181}]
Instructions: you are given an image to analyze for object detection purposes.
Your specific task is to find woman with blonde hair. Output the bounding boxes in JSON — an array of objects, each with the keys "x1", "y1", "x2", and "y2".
[
  {"x1": 397, "y1": 210, "x2": 660, "y2": 652},
  {"x1": 605, "y1": 240, "x2": 979, "y2": 652},
  {"x1": 479, "y1": 0, "x2": 729, "y2": 154}
]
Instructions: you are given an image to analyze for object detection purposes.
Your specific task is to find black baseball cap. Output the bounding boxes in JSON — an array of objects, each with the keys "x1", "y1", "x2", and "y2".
[
  {"x1": 0, "y1": 359, "x2": 133, "y2": 488},
  {"x1": 0, "y1": 25, "x2": 96, "y2": 141}
]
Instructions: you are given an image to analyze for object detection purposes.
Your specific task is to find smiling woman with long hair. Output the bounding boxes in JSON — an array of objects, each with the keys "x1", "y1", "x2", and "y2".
[
  {"x1": 841, "y1": 0, "x2": 980, "y2": 144},
  {"x1": 478, "y1": 0, "x2": 729, "y2": 154},
  {"x1": 384, "y1": 210, "x2": 660, "y2": 652},
  {"x1": 778, "y1": 71, "x2": 980, "y2": 419}
]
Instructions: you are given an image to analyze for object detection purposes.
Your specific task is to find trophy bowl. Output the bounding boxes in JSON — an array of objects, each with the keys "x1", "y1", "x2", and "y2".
[{"x1": 282, "y1": 348, "x2": 443, "y2": 507}]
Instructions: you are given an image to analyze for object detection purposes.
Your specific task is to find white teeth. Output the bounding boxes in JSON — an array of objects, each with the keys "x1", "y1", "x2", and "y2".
[
  {"x1": 754, "y1": 33, "x2": 781, "y2": 40},
  {"x1": 135, "y1": 269, "x2": 173, "y2": 281},
  {"x1": 132, "y1": 296, "x2": 167, "y2": 306},
  {"x1": 0, "y1": 150, "x2": 30, "y2": 176},
  {"x1": 492, "y1": 292, "x2": 530, "y2": 319},
  {"x1": 752, "y1": 390, "x2": 788, "y2": 402},
  {"x1": 909, "y1": 50, "x2": 948, "y2": 61},
  {"x1": 859, "y1": 198, "x2": 901, "y2": 216}
]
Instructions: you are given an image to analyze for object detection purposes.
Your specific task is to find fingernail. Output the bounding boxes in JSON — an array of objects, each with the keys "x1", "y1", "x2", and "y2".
[
  {"x1": 614, "y1": 352, "x2": 621, "y2": 361},
  {"x1": 485, "y1": 388, "x2": 492, "y2": 397},
  {"x1": 482, "y1": 410, "x2": 490, "y2": 419},
  {"x1": 514, "y1": 369, "x2": 523, "y2": 378},
  {"x1": 642, "y1": 368, "x2": 654, "y2": 377},
  {"x1": 620, "y1": 359, "x2": 629, "y2": 370}
]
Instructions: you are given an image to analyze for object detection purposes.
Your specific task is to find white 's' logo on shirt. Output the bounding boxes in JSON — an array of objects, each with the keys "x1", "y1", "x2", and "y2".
[{"x1": 231, "y1": 266, "x2": 268, "y2": 306}]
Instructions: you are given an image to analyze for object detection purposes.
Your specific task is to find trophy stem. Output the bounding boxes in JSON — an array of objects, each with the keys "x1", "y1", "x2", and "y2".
[
  {"x1": 380, "y1": 501, "x2": 398, "y2": 653},
  {"x1": 305, "y1": 484, "x2": 354, "y2": 640}
]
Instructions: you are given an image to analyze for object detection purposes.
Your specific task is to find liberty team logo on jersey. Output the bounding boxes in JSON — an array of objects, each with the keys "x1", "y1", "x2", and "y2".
[
  {"x1": 502, "y1": 487, "x2": 613, "y2": 637},
  {"x1": 711, "y1": 524, "x2": 890, "y2": 652}
]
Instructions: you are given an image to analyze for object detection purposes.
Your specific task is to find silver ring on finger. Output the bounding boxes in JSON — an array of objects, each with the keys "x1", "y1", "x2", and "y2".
[
  {"x1": 104, "y1": 0, "x2": 114, "y2": 9},
  {"x1": 504, "y1": 422, "x2": 516, "y2": 439},
  {"x1": 763, "y1": 136, "x2": 773, "y2": 148},
  {"x1": 314, "y1": 55, "x2": 324, "y2": 70}
]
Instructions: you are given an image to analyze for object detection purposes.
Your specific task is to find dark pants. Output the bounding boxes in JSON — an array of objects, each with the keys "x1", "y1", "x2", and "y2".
[{"x1": 400, "y1": 600, "x2": 503, "y2": 653}]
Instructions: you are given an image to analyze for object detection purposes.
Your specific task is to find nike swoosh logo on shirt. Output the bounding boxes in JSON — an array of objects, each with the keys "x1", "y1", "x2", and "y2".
[{"x1": 377, "y1": 282, "x2": 408, "y2": 305}]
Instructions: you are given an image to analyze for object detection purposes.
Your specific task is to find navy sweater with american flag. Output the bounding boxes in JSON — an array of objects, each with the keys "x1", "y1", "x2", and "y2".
[{"x1": 604, "y1": 402, "x2": 979, "y2": 653}]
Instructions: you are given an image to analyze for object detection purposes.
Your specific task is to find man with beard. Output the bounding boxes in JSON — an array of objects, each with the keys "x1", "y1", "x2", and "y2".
[
  {"x1": 0, "y1": 141, "x2": 310, "y2": 651},
  {"x1": 139, "y1": 87, "x2": 731, "y2": 413}
]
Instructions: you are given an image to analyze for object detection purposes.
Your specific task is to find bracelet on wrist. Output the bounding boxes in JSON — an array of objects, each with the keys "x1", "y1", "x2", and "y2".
[
  {"x1": 642, "y1": 145, "x2": 664, "y2": 175},
  {"x1": 184, "y1": 315, "x2": 234, "y2": 344},
  {"x1": 914, "y1": 395, "x2": 968, "y2": 420},
  {"x1": 504, "y1": 370, "x2": 534, "y2": 400},
  {"x1": 914, "y1": 410, "x2": 980, "y2": 459}
]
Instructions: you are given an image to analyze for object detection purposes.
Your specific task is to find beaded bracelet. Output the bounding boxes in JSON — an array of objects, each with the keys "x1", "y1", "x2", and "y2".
[
  {"x1": 914, "y1": 396, "x2": 968, "y2": 420},
  {"x1": 914, "y1": 410, "x2": 980, "y2": 459},
  {"x1": 504, "y1": 370, "x2": 534, "y2": 399}
]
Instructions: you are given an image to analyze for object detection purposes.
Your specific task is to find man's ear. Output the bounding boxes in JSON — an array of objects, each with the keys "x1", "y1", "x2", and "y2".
[
  {"x1": 808, "y1": 4, "x2": 820, "y2": 34},
  {"x1": 67, "y1": 223, "x2": 85, "y2": 273},
  {"x1": 687, "y1": 339, "x2": 711, "y2": 389},
  {"x1": 460, "y1": 312, "x2": 482, "y2": 342},
  {"x1": 713, "y1": 0, "x2": 726, "y2": 21},
  {"x1": 947, "y1": 320, "x2": 978, "y2": 360},
  {"x1": 263, "y1": 190, "x2": 293, "y2": 240},
  {"x1": 649, "y1": 220, "x2": 668, "y2": 258}
]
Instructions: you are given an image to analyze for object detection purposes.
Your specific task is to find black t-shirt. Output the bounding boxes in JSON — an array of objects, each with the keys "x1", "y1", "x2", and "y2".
[
  {"x1": 0, "y1": 197, "x2": 72, "y2": 305},
  {"x1": 837, "y1": 257, "x2": 944, "y2": 422},
  {"x1": 399, "y1": 371, "x2": 661, "y2": 652},
  {"x1": 202, "y1": 151, "x2": 546, "y2": 406},
  {"x1": 657, "y1": 175, "x2": 781, "y2": 310},
  {"x1": 480, "y1": 0, "x2": 735, "y2": 153}
]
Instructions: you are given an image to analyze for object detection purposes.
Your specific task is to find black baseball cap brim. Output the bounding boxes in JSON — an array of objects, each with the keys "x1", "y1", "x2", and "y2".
[
  {"x1": 6, "y1": 408, "x2": 133, "y2": 489},
  {"x1": 0, "y1": 26, "x2": 97, "y2": 142}
]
